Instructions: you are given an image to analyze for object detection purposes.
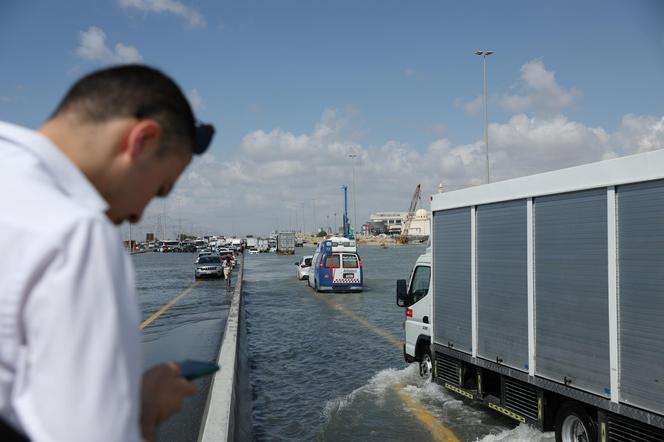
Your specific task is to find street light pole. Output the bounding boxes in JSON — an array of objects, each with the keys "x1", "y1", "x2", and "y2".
[
  {"x1": 312, "y1": 199, "x2": 317, "y2": 234},
  {"x1": 301, "y1": 202, "x2": 306, "y2": 234},
  {"x1": 475, "y1": 50, "x2": 494, "y2": 184},
  {"x1": 348, "y1": 152, "x2": 357, "y2": 237}
]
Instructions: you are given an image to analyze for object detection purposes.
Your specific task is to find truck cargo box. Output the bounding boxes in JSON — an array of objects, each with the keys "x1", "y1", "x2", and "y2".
[{"x1": 430, "y1": 148, "x2": 664, "y2": 425}]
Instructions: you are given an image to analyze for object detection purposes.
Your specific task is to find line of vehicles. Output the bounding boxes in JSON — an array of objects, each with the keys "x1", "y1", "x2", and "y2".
[
  {"x1": 143, "y1": 238, "x2": 245, "y2": 254},
  {"x1": 294, "y1": 236, "x2": 364, "y2": 292},
  {"x1": 133, "y1": 231, "x2": 304, "y2": 255},
  {"x1": 194, "y1": 247, "x2": 236, "y2": 280},
  {"x1": 140, "y1": 236, "x2": 283, "y2": 254},
  {"x1": 397, "y1": 149, "x2": 664, "y2": 442}
]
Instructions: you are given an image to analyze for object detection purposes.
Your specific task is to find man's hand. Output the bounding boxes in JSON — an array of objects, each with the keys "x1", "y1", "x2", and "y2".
[{"x1": 140, "y1": 362, "x2": 197, "y2": 442}]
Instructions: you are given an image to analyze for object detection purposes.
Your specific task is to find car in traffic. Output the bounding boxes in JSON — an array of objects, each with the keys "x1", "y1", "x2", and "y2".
[
  {"x1": 295, "y1": 255, "x2": 313, "y2": 280},
  {"x1": 195, "y1": 255, "x2": 223, "y2": 279}
]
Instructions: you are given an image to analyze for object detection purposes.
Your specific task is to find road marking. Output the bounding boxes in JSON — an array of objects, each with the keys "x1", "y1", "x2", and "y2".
[
  {"x1": 140, "y1": 281, "x2": 201, "y2": 330},
  {"x1": 321, "y1": 297, "x2": 402, "y2": 349},
  {"x1": 312, "y1": 293, "x2": 460, "y2": 442},
  {"x1": 396, "y1": 386, "x2": 460, "y2": 442}
]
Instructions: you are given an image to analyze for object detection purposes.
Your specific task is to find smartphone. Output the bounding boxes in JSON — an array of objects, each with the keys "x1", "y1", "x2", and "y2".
[{"x1": 179, "y1": 360, "x2": 220, "y2": 380}]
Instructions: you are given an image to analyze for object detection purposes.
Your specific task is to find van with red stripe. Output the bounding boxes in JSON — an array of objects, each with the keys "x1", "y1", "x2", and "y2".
[{"x1": 309, "y1": 237, "x2": 363, "y2": 292}]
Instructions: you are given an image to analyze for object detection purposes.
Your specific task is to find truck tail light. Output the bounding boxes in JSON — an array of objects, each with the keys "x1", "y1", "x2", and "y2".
[{"x1": 406, "y1": 308, "x2": 413, "y2": 318}]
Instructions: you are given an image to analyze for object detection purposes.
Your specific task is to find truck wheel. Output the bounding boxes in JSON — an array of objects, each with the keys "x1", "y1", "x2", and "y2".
[
  {"x1": 555, "y1": 402, "x2": 596, "y2": 442},
  {"x1": 419, "y1": 349, "x2": 433, "y2": 381}
]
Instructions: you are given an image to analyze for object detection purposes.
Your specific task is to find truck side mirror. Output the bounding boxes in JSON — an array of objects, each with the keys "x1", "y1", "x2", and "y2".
[{"x1": 396, "y1": 279, "x2": 408, "y2": 307}]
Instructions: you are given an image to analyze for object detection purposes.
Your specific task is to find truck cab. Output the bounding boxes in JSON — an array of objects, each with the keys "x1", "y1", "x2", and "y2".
[{"x1": 396, "y1": 247, "x2": 432, "y2": 379}]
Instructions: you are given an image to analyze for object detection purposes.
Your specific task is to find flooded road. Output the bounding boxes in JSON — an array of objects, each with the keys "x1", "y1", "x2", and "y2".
[
  {"x1": 244, "y1": 245, "x2": 555, "y2": 442},
  {"x1": 133, "y1": 246, "x2": 554, "y2": 441},
  {"x1": 134, "y1": 252, "x2": 232, "y2": 442}
]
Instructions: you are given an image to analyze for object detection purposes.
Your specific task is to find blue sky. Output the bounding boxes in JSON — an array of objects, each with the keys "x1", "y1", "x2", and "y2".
[{"x1": 2, "y1": 1, "x2": 663, "y2": 236}]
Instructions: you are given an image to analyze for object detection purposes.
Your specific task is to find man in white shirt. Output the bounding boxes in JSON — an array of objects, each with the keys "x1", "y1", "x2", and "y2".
[{"x1": 0, "y1": 65, "x2": 215, "y2": 441}]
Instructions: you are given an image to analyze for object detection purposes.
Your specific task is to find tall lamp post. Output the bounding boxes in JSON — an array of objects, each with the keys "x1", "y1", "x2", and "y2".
[
  {"x1": 474, "y1": 50, "x2": 494, "y2": 184},
  {"x1": 312, "y1": 199, "x2": 317, "y2": 234},
  {"x1": 300, "y1": 202, "x2": 306, "y2": 234},
  {"x1": 348, "y1": 152, "x2": 358, "y2": 237}
]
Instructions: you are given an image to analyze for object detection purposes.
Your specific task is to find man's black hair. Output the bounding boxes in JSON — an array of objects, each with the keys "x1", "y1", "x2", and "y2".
[{"x1": 50, "y1": 64, "x2": 212, "y2": 156}]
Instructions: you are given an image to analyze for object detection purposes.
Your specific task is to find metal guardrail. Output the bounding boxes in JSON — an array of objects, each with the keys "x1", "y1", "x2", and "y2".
[{"x1": 198, "y1": 254, "x2": 245, "y2": 442}]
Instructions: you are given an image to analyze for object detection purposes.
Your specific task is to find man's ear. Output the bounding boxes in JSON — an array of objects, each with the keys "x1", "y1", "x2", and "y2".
[{"x1": 125, "y1": 119, "x2": 162, "y2": 160}]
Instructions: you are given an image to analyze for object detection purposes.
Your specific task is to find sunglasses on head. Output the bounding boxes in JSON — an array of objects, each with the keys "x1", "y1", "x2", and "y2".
[{"x1": 194, "y1": 122, "x2": 215, "y2": 155}]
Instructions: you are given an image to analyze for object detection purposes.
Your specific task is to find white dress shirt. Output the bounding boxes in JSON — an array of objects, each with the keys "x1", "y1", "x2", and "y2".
[{"x1": 0, "y1": 122, "x2": 143, "y2": 441}]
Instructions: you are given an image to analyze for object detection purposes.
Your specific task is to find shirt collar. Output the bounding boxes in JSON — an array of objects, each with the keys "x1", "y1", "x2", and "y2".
[{"x1": 0, "y1": 121, "x2": 110, "y2": 214}]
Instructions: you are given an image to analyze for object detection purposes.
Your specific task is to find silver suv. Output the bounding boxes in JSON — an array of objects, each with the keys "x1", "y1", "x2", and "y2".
[{"x1": 195, "y1": 255, "x2": 223, "y2": 279}]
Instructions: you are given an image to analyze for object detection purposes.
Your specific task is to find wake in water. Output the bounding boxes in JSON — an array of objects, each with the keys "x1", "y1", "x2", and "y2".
[
  {"x1": 322, "y1": 364, "x2": 554, "y2": 442},
  {"x1": 476, "y1": 423, "x2": 555, "y2": 442},
  {"x1": 322, "y1": 364, "x2": 435, "y2": 417}
]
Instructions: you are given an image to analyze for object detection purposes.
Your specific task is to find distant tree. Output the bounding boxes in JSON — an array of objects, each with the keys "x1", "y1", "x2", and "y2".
[{"x1": 316, "y1": 230, "x2": 327, "y2": 237}]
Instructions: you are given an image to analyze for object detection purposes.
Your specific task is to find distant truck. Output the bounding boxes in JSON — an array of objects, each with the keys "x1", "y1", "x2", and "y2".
[
  {"x1": 245, "y1": 237, "x2": 258, "y2": 249},
  {"x1": 397, "y1": 150, "x2": 664, "y2": 442},
  {"x1": 276, "y1": 231, "x2": 295, "y2": 255},
  {"x1": 230, "y1": 238, "x2": 242, "y2": 250},
  {"x1": 257, "y1": 238, "x2": 269, "y2": 252}
]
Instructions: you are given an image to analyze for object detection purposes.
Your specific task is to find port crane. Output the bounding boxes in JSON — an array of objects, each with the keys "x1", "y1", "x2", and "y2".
[{"x1": 398, "y1": 184, "x2": 421, "y2": 244}]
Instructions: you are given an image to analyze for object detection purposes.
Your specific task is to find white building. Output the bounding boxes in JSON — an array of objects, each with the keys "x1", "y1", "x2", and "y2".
[
  {"x1": 368, "y1": 211, "x2": 407, "y2": 234},
  {"x1": 406, "y1": 208, "x2": 430, "y2": 238},
  {"x1": 367, "y1": 210, "x2": 430, "y2": 237}
]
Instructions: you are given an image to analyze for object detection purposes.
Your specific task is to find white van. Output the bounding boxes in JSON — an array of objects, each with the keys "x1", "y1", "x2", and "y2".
[
  {"x1": 396, "y1": 247, "x2": 432, "y2": 379},
  {"x1": 309, "y1": 237, "x2": 363, "y2": 292}
]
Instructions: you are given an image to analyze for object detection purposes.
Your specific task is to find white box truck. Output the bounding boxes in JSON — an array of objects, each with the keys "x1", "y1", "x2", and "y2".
[
  {"x1": 397, "y1": 248, "x2": 433, "y2": 379},
  {"x1": 246, "y1": 237, "x2": 258, "y2": 249},
  {"x1": 397, "y1": 149, "x2": 664, "y2": 442},
  {"x1": 277, "y1": 231, "x2": 295, "y2": 255}
]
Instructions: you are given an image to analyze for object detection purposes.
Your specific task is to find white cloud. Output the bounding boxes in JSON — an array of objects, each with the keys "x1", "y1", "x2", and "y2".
[
  {"x1": 127, "y1": 59, "x2": 663, "y2": 237},
  {"x1": 612, "y1": 114, "x2": 664, "y2": 154},
  {"x1": 457, "y1": 59, "x2": 580, "y2": 117},
  {"x1": 133, "y1": 109, "x2": 664, "y2": 237},
  {"x1": 499, "y1": 58, "x2": 581, "y2": 115},
  {"x1": 76, "y1": 27, "x2": 143, "y2": 64},
  {"x1": 429, "y1": 123, "x2": 447, "y2": 137},
  {"x1": 119, "y1": 0, "x2": 205, "y2": 28},
  {"x1": 187, "y1": 89, "x2": 204, "y2": 112},
  {"x1": 459, "y1": 95, "x2": 483, "y2": 117},
  {"x1": 404, "y1": 68, "x2": 416, "y2": 77}
]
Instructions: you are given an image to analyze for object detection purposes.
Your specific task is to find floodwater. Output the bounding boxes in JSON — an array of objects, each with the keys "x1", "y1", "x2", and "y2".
[
  {"x1": 134, "y1": 252, "x2": 233, "y2": 442},
  {"x1": 244, "y1": 244, "x2": 555, "y2": 442},
  {"x1": 133, "y1": 246, "x2": 555, "y2": 441}
]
